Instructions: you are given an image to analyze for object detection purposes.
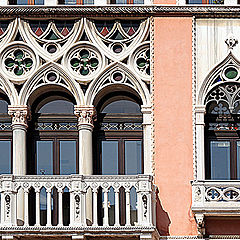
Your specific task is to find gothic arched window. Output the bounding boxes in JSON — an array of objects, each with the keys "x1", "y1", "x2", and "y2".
[
  {"x1": 205, "y1": 83, "x2": 240, "y2": 180},
  {"x1": 27, "y1": 91, "x2": 78, "y2": 175},
  {"x1": 93, "y1": 92, "x2": 143, "y2": 175}
]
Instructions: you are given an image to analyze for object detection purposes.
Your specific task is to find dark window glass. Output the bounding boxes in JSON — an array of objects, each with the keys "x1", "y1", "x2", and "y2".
[
  {"x1": 133, "y1": 0, "x2": 144, "y2": 3},
  {"x1": 125, "y1": 140, "x2": 142, "y2": 175},
  {"x1": 101, "y1": 141, "x2": 118, "y2": 175},
  {"x1": 210, "y1": 141, "x2": 231, "y2": 180},
  {"x1": 102, "y1": 100, "x2": 141, "y2": 114},
  {"x1": 38, "y1": 100, "x2": 74, "y2": 114},
  {"x1": 17, "y1": 0, "x2": 28, "y2": 4},
  {"x1": 35, "y1": 0, "x2": 44, "y2": 4},
  {"x1": 60, "y1": 141, "x2": 76, "y2": 175},
  {"x1": 0, "y1": 141, "x2": 11, "y2": 174},
  {"x1": 0, "y1": 100, "x2": 8, "y2": 114},
  {"x1": 37, "y1": 141, "x2": 53, "y2": 175}
]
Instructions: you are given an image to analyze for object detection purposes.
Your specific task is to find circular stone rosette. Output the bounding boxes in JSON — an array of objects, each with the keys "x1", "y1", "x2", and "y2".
[
  {"x1": 1, "y1": 44, "x2": 38, "y2": 84},
  {"x1": 130, "y1": 43, "x2": 150, "y2": 82},
  {"x1": 64, "y1": 43, "x2": 103, "y2": 83}
]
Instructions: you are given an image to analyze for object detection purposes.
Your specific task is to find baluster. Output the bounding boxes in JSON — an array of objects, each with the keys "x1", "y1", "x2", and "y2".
[
  {"x1": 35, "y1": 189, "x2": 40, "y2": 226},
  {"x1": 126, "y1": 189, "x2": 131, "y2": 226},
  {"x1": 46, "y1": 189, "x2": 51, "y2": 226},
  {"x1": 70, "y1": 191, "x2": 74, "y2": 226},
  {"x1": 58, "y1": 189, "x2": 63, "y2": 226},
  {"x1": 92, "y1": 189, "x2": 98, "y2": 226},
  {"x1": 103, "y1": 189, "x2": 109, "y2": 227},
  {"x1": 24, "y1": 190, "x2": 29, "y2": 226},
  {"x1": 114, "y1": 189, "x2": 120, "y2": 227}
]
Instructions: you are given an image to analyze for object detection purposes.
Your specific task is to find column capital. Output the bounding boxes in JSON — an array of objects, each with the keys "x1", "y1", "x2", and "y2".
[
  {"x1": 8, "y1": 105, "x2": 29, "y2": 130},
  {"x1": 74, "y1": 106, "x2": 96, "y2": 130}
]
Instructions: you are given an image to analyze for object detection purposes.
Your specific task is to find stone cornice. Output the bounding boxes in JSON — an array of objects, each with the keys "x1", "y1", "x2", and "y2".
[{"x1": 1, "y1": 5, "x2": 240, "y2": 18}]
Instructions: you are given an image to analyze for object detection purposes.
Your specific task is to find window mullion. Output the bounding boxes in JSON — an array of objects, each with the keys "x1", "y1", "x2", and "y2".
[{"x1": 231, "y1": 139, "x2": 237, "y2": 179}]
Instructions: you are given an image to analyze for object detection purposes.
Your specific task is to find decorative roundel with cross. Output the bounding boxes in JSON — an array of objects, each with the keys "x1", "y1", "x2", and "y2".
[
  {"x1": 65, "y1": 43, "x2": 103, "y2": 82},
  {"x1": 1, "y1": 44, "x2": 37, "y2": 83}
]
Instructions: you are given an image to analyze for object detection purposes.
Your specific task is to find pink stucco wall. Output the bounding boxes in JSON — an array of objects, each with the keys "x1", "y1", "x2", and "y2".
[
  {"x1": 153, "y1": 0, "x2": 176, "y2": 4},
  {"x1": 154, "y1": 17, "x2": 197, "y2": 236}
]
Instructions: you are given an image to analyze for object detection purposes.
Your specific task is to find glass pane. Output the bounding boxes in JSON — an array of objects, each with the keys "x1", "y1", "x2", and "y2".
[
  {"x1": 102, "y1": 141, "x2": 118, "y2": 175},
  {"x1": 83, "y1": 0, "x2": 94, "y2": 3},
  {"x1": 0, "y1": 141, "x2": 11, "y2": 174},
  {"x1": 17, "y1": 0, "x2": 28, "y2": 4},
  {"x1": 116, "y1": 0, "x2": 127, "y2": 3},
  {"x1": 60, "y1": 141, "x2": 76, "y2": 175},
  {"x1": 102, "y1": 100, "x2": 141, "y2": 114},
  {"x1": 65, "y1": 0, "x2": 76, "y2": 4},
  {"x1": 133, "y1": 0, "x2": 144, "y2": 3},
  {"x1": 125, "y1": 141, "x2": 142, "y2": 175},
  {"x1": 37, "y1": 141, "x2": 53, "y2": 175},
  {"x1": 40, "y1": 188, "x2": 47, "y2": 226},
  {"x1": 38, "y1": 100, "x2": 74, "y2": 114},
  {"x1": 35, "y1": 0, "x2": 44, "y2": 4},
  {"x1": 210, "y1": 141, "x2": 230, "y2": 180},
  {"x1": 0, "y1": 100, "x2": 8, "y2": 114}
]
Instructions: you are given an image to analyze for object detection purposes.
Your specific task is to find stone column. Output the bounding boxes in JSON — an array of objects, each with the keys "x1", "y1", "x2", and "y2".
[
  {"x1": 8, "y1": 105, "x2": 29, "y2": 226},
  {"x1": 8, "y1": 106, "x2": 29, "y2": 176},
  {"x1": 141, "y1": 106, "x2": 152, "y2": 175},
  {"x1": 74, "y1": 106, "x2": 95, "y2": 175},
  {"x1": 74, "y1": 106, "x2": 96, "y2": 225},
  {"x1": 195, "y1": 105, "x2": 206, "y2": 181}
]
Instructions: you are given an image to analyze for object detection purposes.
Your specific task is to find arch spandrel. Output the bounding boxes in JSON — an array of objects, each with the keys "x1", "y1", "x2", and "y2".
[
  {"x1": 198, "y1": 52, "x2": 240, "y2": 106},
  {"x1": 0, "y1": 72, "x2": 18, "y2": 105},
  {"x1": 85, "y1": 62, "x2": 150, "y2": 107},
  {"x1": 19, "y1": 62, "x2": 84, "y2": 106}
]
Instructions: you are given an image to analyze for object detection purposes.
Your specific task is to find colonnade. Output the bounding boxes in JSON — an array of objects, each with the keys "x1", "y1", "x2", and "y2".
[{"x1": 6, "y1": 104, "x2": 152, "y2": 224}]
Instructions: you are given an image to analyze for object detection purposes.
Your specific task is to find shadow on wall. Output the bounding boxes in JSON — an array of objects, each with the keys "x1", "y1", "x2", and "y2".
[{"x1": 156, "y1": 188, "x2": 171, "y2": 236}]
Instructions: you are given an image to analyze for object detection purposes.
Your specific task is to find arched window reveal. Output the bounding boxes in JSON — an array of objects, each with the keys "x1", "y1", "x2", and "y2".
[{"x1": 205, "y1": 83, "x2": 240, "y2": 180}]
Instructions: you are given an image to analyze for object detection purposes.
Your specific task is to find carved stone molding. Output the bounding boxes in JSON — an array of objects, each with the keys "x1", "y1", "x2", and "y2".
[
  {"x1": 225, "y1": 34, "x2": 238, "y2": 50},
  {"x1": 195, "y1": 214, "x2": 205, "y2": 237},
  {"x1": 74, "y1": 106, "x2": 96, "y2": 129},
  {"x1": 8, "y1": 105, "x2": 29, "y2": 129}
]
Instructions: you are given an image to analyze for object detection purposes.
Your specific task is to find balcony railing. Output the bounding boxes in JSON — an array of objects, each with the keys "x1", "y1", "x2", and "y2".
[
  {"x1": 192, "y1": 180, "x2": 240, "y2": 215},
  {"x1": 0, "y1": 174, "x2": 156, "y2": 237}
]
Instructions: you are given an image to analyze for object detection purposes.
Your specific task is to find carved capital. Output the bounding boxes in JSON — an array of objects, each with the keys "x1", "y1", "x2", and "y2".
[
  {"x1": 195, "y1": 213, "x2": 205, "y2": 236},
  {"x1": 74, "y1": 106, "x2": 96, "y2": 129},
  {"x1": 8, "y1": 106, "x2": 29, "y2": 129}
]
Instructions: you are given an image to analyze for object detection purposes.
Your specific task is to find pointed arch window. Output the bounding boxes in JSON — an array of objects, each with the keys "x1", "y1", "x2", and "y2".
[
  {"x1": 93, "y1": 93, "x2": 143, "y2": 175},
  {"x1": 27, "y1": 92, "x2": 78, "y2": 175},
  {"x1": 205, "y1": 83, "x2": 240, "y2": 180}
]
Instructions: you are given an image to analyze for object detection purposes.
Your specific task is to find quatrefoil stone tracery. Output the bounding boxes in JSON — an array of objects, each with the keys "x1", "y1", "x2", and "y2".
[
  {"x1": 1, "y1": 45, "x2": 36, "y2": 83},
  {"x1": 68, "y1": 46, "x2": 100, "y2": 80}
]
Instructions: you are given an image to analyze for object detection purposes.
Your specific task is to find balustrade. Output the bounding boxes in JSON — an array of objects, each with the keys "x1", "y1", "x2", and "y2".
[
  {"x1": 192, "y1": 180, "x2": 240, "y2": 215},
  {"x1": 0, "y1": 174, "x2": 155, "y2": 231}
]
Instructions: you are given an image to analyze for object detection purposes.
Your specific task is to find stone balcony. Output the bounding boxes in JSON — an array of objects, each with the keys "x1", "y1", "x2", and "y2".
[
  {"x1": 0, "y1": 174, "x2": 157, "y2": 239},
  {"x1": 192, "y1": 180, "x2": 240, "y2": 216}
]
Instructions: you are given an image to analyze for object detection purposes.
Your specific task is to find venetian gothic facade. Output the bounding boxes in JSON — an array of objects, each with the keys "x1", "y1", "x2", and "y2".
[{"x1": 1, "y1": 1, "x2": 240, "y2": 240}]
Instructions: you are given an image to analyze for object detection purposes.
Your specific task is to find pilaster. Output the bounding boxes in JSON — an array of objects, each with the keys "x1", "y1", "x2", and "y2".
[
  {"x1": 141, "y1": 105, "x2": 153, "y2": 175},
  {"x1": 195, "y1": 105, "x2": 206, "y2": 181}
]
